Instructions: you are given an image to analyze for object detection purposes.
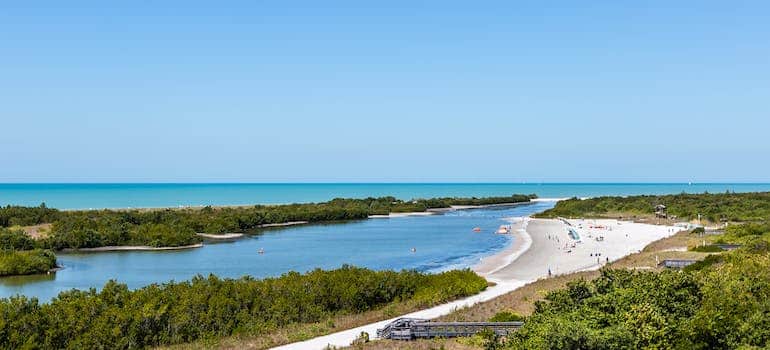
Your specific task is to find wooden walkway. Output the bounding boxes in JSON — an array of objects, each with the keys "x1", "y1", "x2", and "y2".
[{"x1": 377, "y1": 318, "x2": 524, "y2": 340}]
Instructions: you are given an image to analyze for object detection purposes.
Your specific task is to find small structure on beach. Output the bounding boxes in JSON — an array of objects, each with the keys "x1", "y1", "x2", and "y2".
[
  {"x1": 658, "y1": 259, "x2": 696, "y2": 269},
  {"x1": 377, "y1": 318, "x2": 524, "y2": 340},
  {"x1": 654, "y1": 204, "x2": 668, "y2": 219},
  {"x1": 567, "y1": 227, "x2": 580, "y2": 241}
]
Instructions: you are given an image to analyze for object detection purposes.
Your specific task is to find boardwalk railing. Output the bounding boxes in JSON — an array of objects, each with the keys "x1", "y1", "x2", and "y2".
[{"x1": 377, "y1": 318, "x2": 524, "y2": 340}]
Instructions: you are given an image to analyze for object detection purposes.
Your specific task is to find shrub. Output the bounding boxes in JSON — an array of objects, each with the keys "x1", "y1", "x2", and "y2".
[
  {"x1": 0, "y1": 228, "x2": 37, "y2": 251},
  {"x1": 0, "y1": 266, "x2": 487, "y2": 349},
  {"x1": 0, "y1": 249, "x2": 57, "y2": 276},
  {"x1": 690, "y1": 245, "x2": 724, "y2": 253},
  {"x1": 490, "y1": 311, "x2": 525, "y2": 322}
]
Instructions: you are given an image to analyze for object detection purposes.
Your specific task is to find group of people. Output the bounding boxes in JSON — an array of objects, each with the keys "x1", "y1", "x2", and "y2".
[{"x1": 591, "y1": 252, "x2": 610, "y2": 264}]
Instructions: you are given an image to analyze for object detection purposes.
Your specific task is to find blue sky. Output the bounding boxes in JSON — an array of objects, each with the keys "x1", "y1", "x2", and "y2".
[{"x1": 1, "y1": 1, "x2": 768, "y2": 182}]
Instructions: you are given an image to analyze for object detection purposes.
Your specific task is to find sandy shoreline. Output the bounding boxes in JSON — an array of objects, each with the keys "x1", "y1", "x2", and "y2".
[
  {"x1": 272, "y1": 279, "x2": 530, "y2": 350},
  {"x1": 60, "y1": 199, "x2": 563, "y2": 212},
  {"x1": 472, "y1": 217, "x2": 531, "y2": 276},
  {"x1": 368, "y1": 200, "x2": 545, "y2": 218},
  {"x1": 196, "y1": 233, "x2": 244, "y2": 239},
  {"x1": 368, "y1": 212, "x2": 437, "y2": 218},
  {"x1": 489, "y1": 218, "x2": 681, "y2": 280},
  {"x1": 257, "y1": 221, "x2": 309, "y2": 228},
  {"x1": 62, "y1": 243, "x2": 204, "y2": 253},
  {"x1": 276, "y1": 217, "x2": 683, "y2": 349}
]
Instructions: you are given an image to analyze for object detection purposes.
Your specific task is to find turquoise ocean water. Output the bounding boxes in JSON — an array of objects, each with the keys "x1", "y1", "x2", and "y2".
[
  {"x1": 1, "y1": 183, "x2": 769, "y2": 209},
  {"x1": 1, "y1": 183, "x2": 769, "y2": 301},
  {"x1": 1, "y1": 202, "x2": 554, "y2": 301}
]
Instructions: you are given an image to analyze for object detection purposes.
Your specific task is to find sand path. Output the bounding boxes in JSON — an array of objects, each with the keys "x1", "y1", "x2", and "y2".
[{"x1": 273, "y1": 217, "x2": 682, "y2": 349}]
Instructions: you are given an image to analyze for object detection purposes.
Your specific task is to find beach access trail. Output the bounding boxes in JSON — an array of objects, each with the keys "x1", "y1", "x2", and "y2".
[{"x1": 273, "y1": 214, "x2": 682, "y2": 350}]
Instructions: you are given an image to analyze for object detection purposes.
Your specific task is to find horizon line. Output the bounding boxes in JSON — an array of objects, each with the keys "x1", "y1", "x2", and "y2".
[{"x1": 2, "y1": 182, "x2": 770, "y2": 185}]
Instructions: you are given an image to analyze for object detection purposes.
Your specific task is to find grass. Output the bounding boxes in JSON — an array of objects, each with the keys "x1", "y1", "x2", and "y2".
[
  {"x1": 165, "y1": 224, "x2": 722, "y2": 350},
  {"x1": 157, "y1": 281, "x2": 492, "y2": 350},
  {"x1": 349, "y1": 229, "x2": 722, "y2": 350}
]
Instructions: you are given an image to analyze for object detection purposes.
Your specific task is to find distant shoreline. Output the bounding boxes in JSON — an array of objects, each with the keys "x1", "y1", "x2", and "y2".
[
  {"x1": 61, "y1": 243, "x2": 204, "y2": 253},
  {"x1": 196, "y1": 233, "x2": 243, "y2": 239},
  {"x1": 54, "y1": 202, "x2": 549, "y2": 253},
  {"x1": 368, "y1": 200, "x2": 558, "y2": 218},
  {"x1": 283, "y1": 218, "x2": 683, "y2": 348},
  {"x1": 3, "y1": 183, "x2": 769, "y2": 211},
  {"x1": 58, "y1": 200, "x2": 547, "y2": 213}
]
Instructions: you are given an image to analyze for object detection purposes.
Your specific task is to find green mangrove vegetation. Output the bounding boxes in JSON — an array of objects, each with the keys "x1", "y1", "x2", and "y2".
[
  {"x1": 0, "y1": 228, "x2": 57, "y2": 277},
  {"x1": 0, "y1": 249, "x2": 57, "y2": 277},
  {"x1": 497, "y1": 242, "x2": 770, "y2": 350},
  {"x1": 0, "y1": 266, "x2": 487, "y2": 349},
  {"x1": 0, "y1": 195, "x2": 535, "y2": 250},
  {"x1": 535, "y1": 191, "x2": 770, "y2": 222},
  {"x1": 0, "y1": 203, "x2": 59, "y2": 227},
  {"x1": 475, "y1": 192, "x2": 770, "y2": 349},
  {"x1": 0, "y1": 195, "x2": 534, "y2": 276}
]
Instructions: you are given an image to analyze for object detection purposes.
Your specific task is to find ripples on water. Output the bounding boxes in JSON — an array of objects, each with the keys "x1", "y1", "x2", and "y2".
[{"x1": 0, "y1": 202, "x2": 555, "y2": 301}]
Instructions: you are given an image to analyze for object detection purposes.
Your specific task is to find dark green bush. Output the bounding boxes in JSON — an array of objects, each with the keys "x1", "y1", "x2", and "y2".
[
  {"x1": 0, "y1": 249, "x2": 57, "y2": 276},
  {"x1": 0, "y1": 203, "x2": 59, "y2": 227},
  {"x1": 690, "y1": 244, "x2": 724, "y2": 253},
  {"x1": 490, "y1": 311, "x2": 525, "y2": 322},
  {"x1": 0, "y1": 228, "x2": 37, "y2": 251},
  {"x1": 0, "y1": 266, "x2": 486, "y2": 349},
  {"x1": 0, "y1": 195, "x2": 534, "y2": 250},
  {"x1": 506, "y1": 251, "x2": 770, "y2": 350},
  {"x1": 536, "y1": 192, "x2": 770, "y2": 222}
]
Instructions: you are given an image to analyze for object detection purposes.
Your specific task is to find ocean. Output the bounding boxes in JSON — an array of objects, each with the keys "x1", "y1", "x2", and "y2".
[
  {"x1": 2, "y1": 183, "x2": 769, "y2": 209},
  {"x1": 0, "y1": 202, "x2": 553, "y2": 301},
  {"x1": 2, "y1": 183, "x2": 769, "y2": 301}
]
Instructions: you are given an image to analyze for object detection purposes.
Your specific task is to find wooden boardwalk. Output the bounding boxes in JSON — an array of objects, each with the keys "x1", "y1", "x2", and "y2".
[{"x1": 377, "y1": 318, "x2": 524, "y2": 340}]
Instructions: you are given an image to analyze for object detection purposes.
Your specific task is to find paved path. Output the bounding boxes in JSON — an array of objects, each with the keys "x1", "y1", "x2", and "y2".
[{"x1": 271, "y1": 279, "x2": 530, "y2": 350}]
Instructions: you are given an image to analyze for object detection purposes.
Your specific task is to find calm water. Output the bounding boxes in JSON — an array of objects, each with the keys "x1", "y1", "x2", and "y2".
[
  {"x1": 2, "y1": 183, "x2": 770, "y2": 301},
  {"x1": 0, "y1": 202, "x2": 555, "y2": 301},
  {"x1": 2, "y1": 183, "x2": 770, "y2": 209}
]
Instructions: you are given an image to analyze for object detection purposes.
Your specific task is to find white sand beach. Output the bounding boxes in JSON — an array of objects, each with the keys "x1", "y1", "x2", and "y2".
[
  {"x1": 273, "y1": 216, "x2": 683, "y2": 349},
  {"x1": 368, "y1": 201, "x2": 540, "y2": 218},
  {"x1": 486, "y1": 218, "x2": 681, "y2": 280},
  {"x1": 65, "y1": 243, "x2": 204, "y2": 252},
  {"x1": 196, "y1": 233, "x2": 244, "y2": 239},
  {"x1": 271, "y1": 279, "x2": 530, "y2": 350},
  {"x1": 368, "y1": 212, "x2": 437, "y2": 218},
  {"x1": 258, "y1": 221, "x2": 309, "y2": 228},
  {"x1": 472, "y1": 217, "x2": 531, "y2": 276}
]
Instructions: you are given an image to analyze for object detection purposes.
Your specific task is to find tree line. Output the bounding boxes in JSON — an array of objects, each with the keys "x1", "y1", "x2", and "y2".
[
  {"x1": 488, "y1": 192, "x2": 770, "y2": 349},
  {"x1": 0, "y1": 195, "x2": 536, "y2": 250},
  {"x1": 535, "y1": 191, "x2": 770, "y2": 223},
  {"x1": 0, "y1": 228, "x2": 57, "y2": 276},
  {"x1": 500, "y1": 240, "x2": 770, "y2": 349},
  {"x1": 0, "y1": 266, "x2": 487, "y2": 349}
]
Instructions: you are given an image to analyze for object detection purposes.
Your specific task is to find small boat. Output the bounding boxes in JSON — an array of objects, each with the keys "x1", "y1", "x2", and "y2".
[
  {"x1": 258, "y1": 248, "x2": 264, "y2": 254},
  {"x1": 496, "y1": 225, "x2": 510, "y2": 234},
  {"x1": 472, "y1": 227, "x2": 481, "y2": 232},
  {"x1": 410, "y1": 247, "x2": 417, "y2": 253}
]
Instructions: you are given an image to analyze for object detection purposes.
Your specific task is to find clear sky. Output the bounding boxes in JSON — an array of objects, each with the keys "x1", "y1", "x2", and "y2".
[{"x1": 1, "y1": 1, "x2": 768, "y2": 183}]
